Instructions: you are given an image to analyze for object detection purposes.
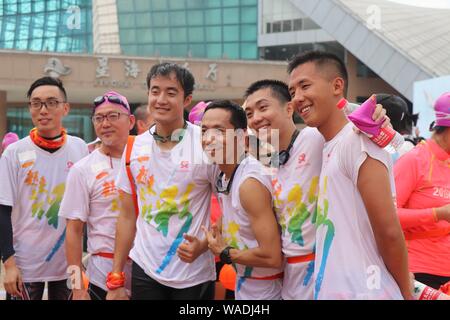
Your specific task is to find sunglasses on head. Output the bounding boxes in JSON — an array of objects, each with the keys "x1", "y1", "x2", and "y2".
[{"x1": 94, "y1": 95, "x2": 129, "y2": 111}]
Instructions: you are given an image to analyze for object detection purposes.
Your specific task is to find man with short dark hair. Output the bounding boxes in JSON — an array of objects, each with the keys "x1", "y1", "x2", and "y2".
[
  {"x1": 0, "y1": 76, "x2": 88, "y2": 300},
  {"x1": 288, "y1": 51, "x2": 411, "y2": 299},
  {"x1": 133, "y1": 104, "x2": 153, "y2": 135},
  {"x1": 244, "y1": 79, "x2": 324, "y2": 299},
  {"x1": 375, "y1": 94, "x2": 420, "y2": 159},
  {"x1": 107, "y1": 63, "x2": 219, "y2": 300},
  {"x1": 201, "y1": 100, "x2": 283, "y2": 300}
]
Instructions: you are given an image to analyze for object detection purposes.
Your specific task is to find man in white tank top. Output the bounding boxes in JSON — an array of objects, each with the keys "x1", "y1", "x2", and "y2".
[
  {"x1": 287, "y1": 51, "x2": 412, "y2": 299},
  {"x1": 201, "y1": 100, "x2": 283, "y2": 300}
]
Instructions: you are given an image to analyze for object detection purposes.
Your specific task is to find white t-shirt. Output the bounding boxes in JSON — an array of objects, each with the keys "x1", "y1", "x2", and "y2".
[
  {"x1": 0, "y1": 135, "x2": 88, "y2": 282},
  {"x1": 59, "y1": 149, "x2": 131, "y2": 291},
  {"x1": 272, "y1": 127, "x2": 324, "y2": 257},
  {"x1": 219, "y1": 156, "x2": 283, "y2": 300},
  {"x1": 116, "y1": 123, "x2": 219, "y2": 289},
  {"x1": 314, "y1": 122, "x2": 403, "y2": 300}
]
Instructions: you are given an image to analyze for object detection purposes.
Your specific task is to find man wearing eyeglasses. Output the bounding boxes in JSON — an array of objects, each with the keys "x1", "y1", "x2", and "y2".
[
  {"x1": 0, "y1": 77, "x2": 88, "y2": 300},
  {"x1": 200, "y1": 100, "x2": 283, "y2": 300},
  {"x1": 59, "y1": 91, "x2": 135, "y2": 300},
  {"x1": 107, "y1": 63, "x2": 219, "y2": 300}
]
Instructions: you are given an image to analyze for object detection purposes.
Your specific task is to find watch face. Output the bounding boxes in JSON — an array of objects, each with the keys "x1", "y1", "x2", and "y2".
[{"x1": 220, "y1": 246, "x2": 232, "y2": 264}]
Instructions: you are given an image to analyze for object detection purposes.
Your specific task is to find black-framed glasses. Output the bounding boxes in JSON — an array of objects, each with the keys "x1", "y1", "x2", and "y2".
[
  {"x1": 94, "y1": 95, "x2": 129, "y2": 111},
  {"x1": 92, "y1": 112, "x2": 129, "y2": 124},
  {"x1": 28, "y1": 99, "x2": 65, "y2": 110}
]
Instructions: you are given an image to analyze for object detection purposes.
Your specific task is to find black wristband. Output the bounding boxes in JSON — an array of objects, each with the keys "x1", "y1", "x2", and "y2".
[{"x1": 219, "y1": 246, "x2": 233, "y2": 265}]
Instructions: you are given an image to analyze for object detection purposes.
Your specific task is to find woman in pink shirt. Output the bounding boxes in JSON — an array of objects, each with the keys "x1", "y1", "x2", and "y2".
[{"x1": 394, "y1": 92, "x2": 450, "y2": 289}]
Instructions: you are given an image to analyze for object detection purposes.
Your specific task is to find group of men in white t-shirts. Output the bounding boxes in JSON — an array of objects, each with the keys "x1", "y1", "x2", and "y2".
[{"x1": 0, "y1": 51, "x2": 413, "y2": 300}]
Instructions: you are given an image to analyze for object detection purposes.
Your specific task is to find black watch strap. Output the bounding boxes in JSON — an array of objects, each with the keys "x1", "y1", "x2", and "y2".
[{"x1": 219, "y1": 246, "x2": 233, "y2": 265}]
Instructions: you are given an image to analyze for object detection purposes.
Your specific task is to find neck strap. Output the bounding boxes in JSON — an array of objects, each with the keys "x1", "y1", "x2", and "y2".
[{"x1": 150, "y1": 121, "x2": 187, "y2": 143}]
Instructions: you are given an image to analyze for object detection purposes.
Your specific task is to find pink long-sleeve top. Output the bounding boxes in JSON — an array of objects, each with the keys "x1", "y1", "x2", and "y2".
[{"x1": 394, "y1": 139, "x2": 450, "y2": 276}]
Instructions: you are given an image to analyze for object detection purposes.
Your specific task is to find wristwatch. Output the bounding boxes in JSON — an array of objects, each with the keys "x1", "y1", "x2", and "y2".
[{"x1": 219, "y1": 246, "x2": 233, "y2": 265}]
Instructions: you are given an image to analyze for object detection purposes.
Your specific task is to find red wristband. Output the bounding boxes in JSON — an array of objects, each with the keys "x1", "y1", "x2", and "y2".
[{"x1": 106, "y1": 272, "x2": 125, "y2": 290}]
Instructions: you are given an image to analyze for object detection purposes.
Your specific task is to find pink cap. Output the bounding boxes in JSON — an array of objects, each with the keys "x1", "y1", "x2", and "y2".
[
  {"x1": 188, "y1": 101, "x2": 210, "y2": 125},
  {"x1": 2, "y1": 132, "x2": 19, "y2": 151},
  {"x1": 434, "y1": 92, "x2": 450, "y2": 127},
  {"x1": 94, "y1": 91, "x2": 131, "y2": 114}
]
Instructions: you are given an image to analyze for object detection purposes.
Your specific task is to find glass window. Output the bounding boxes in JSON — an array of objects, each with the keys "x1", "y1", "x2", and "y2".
[
  {"x1": 240, "y1": 42, "x2": 257, "y2": 60},
  {"x1": 120, "y1": 13, "x2": 136, "y2": 28},
  {"x1": 283, "y1": 20, "x2": 292, "y2": 32},
  {"x1": 189, "y1": 44, "x2": 205, "y2": 57},
  {"x1": 134, "y1": 0, "x2": 151, "y2": 11},
  {"x1": 223, "y1": 0, "x2": 239, "y2": 6},
  {"x1": 187, "y1": 10, "x2": 204, "y2": 26},
  {"x1": 241, "y1": 0, "x2": 257, "y2": 5},
  {"x1": 171, "y1": 44, "x2": 188, "y2": 57},
  {"x1": 272, "y1": 21, "x2": 281, "y2": 33},
  {"x1": 42, "y1": 38, "x2": 56, "y2": 51},
  {"x1": 135, "y1": 13, "x2": 151, "y2": 28},
  {"x1": 151, "y1": 0, "x2": 169, "y2": 10},
  {"x1": 223, "y1": 25, "x2": 239, "y2": 42},
  {"x1": 241, "y1": 7, "x2": 257, "y2": 23},
  {"x1": 170, "y1": 11, "x2": 186, "y2": 26},
  {"x1": 29, "y1": 38, "x2": 43, "y2": 51},
  {"x1": 207, "y1": 44, "x2": 222, "y2": 59},
  {"x1": 122, "y1": 44, "x2": 138, "y2": 55},
  {"x1": 47, "y1": 1, "x2": 58, "y2": 11},
  {"x1": 187, "y1": 0, "x2": 204, "y2": 9},
  {"x1": 241, "y1": 25, "x2": 256, "y2": 41},
  {"x1": 206, "y1": 26, "x2": 222, "y2": 42},
  {"x1": 188, "y1": 27, "x2": 204, "y2": 42},
  {"x1": 120, "y1": 29, "x2": 137, "y2": 44},
  {"x1": 223, "y1": 8, "x2": 239, "y2": 24},
  {"x1": 137, "y1": 30, "x2": 153, "y2": 43},
  {"x1": 117, "y1": 0, "x2": 134, "y2": 13},
  {"x1": 138, "y1": 44, "x2": 155, "y2": 55},
  {"x1": 293, "y1": 19, "x2": 302, "y2": 31},
  {"x1": 223, "y1": 43, "x2": 239, "y2": 59},
  {"x1": 205, "y1": 9, "x2": 221, "y2": 25},
  {"x1": 207, "y1": 0, "x2": 222, "y2": 8},
  {"x1": 19, "y1": 2, "x2": 32, "y2": 14},
  {"x1": 171, "y1": 28, "x2": 187, "y2": 43},
  {"x1": 152, "y1": 12, "x2": 169, "y2": 26},
  {"x1": 156, "y1": 44, "x2": 171, "y2": 56},
  {"x1": 153, "y1": 28, "x2": 170, "y2": 43},
  {"x1": 169, "y1": 0, "x2": 185, "y2": 10}
]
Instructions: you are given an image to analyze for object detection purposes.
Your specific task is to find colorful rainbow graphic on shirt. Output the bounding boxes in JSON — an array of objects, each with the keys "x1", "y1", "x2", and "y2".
[
  {"x1": 27, "y1": 170, "x2": 65, "y2": 229},
  {"x1": 139, "y1": 183, "x2": 195, "y2": 274},
  {"x1": 312, "y1": 176, "x2": 335, "y2": 300},
  {"x1": 273, "y1": 176, "x2": 319, "y2": 246}
]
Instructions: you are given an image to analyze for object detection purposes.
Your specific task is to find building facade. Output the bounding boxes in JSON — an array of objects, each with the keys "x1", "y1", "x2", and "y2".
[{"x1": 1, "y1": 0, "x2": 445, "y2": 140}]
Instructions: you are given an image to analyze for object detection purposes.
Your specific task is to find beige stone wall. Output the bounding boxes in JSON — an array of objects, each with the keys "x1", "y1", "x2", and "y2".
[
  {"x1": 0, "y1": 51, "x2": 289, "y2": 105},
  {"x1": 0, "y1": 91, "x2": 6, "y2": 139}
]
